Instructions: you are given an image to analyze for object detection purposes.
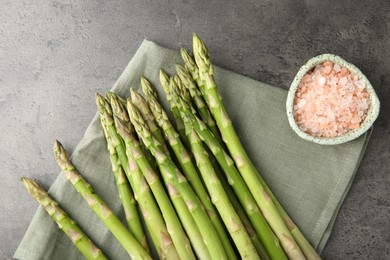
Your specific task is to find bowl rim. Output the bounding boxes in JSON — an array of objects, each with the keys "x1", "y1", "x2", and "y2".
[{"x1": 286, "y1": 53, "x2": 380, "y2": 145}]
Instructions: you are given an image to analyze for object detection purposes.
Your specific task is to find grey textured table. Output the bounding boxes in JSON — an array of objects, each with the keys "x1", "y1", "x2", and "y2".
[{"x1": 1, "y1": 1, "x2": 389, "y2": 259}]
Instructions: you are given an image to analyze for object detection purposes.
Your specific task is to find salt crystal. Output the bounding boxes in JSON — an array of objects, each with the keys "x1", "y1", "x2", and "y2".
[
  {"x1": 331, "y1": 77, "x2": 339, "y2": 85},
  {"x1": 356, "y1": 80, "x2": 365, "y2": 89},
  {"x1": 319, "y1": 77, "x2": 326, "y2": 86},
  {"x1": 297, "y1": 99, "x2": 306, "y2": 108},
  {"x1": 340, "y1": 77, "x2": 348, "y2": 85},
  {"x1": 334, "y1": 64, "x2": 341, "y2": 72},
  {"x1": 323, "y1": 66, "x2": 332, "y2": 74},
  {"x1": 293, "y1": 61, "x2": 370, "y2": 138}
]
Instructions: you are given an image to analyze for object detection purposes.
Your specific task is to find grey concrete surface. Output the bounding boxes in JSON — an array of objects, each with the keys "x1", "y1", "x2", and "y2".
[{"x1": 1, "y1": 0, "x2": 389, "y2": 259}]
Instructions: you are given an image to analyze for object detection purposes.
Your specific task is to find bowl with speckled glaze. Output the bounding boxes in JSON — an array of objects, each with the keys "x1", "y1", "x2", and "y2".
[{"x1": 286, "y1": 54, "x2": 380, "y2": 145}]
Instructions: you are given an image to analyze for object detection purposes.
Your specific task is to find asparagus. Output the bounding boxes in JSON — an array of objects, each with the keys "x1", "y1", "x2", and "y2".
[
  {"x1": 193, "y1": 34, "x2": 309, "y2": 260},
  {"x1": 174, "y1": 93, "x2": 288, "y2": 260},
  {"x1": 171, "y1": 69, "x2": 268, "y2": 257},
  {"x1": 141, "y1": 76, "x2": 158, "y2": 99},
  {"x1": 97, "y1": 94, "x2": 179, "y2": 259},
  {"x1": 53, "y1": 141, "x2": 152, "y2": 259},
  {"x1": 170, "y1": 76, "x2": 239, "y2": 259},
  {"x1": 159, "y1": 69, "x2": 191, "y2": 149},
  {"x1": 176, "y1": 79, "x2": 267, "y2": 259},
  {"x1": 173, "y1": 75, "x2": 191, "y2": 105},
  {"x1": 180, "y1": 48, "x2": 205, "y2": 95},
  {"x1": 141, "y1": 77, "x2": 212, "y2": 259},
  {"x1": 130, "y1": 88, "x2": 169, "y2": 154},
  {"x1": 110, "y1": 96, "x2": 197, "y2": 260},
  {"x1": 215, "y1": 162, "x2": 270, "y2": 259},
  {"x1": 126, "y1": 89, "x2": 163, "y2": 173},
  {"x1": 115, "y1": 105, "x2": 208, "y2": 260},
  {"x1": 176, "y1": 64, "x2": 223, "y2": 146},
  {"x1": 187, "y1": 125, "x2": 260, "y2": 259},
  {"x1": 22, "y1": 178, "x2": 107, "y2": 260},
  {"x1": 100, "y1": 114, "x2": 145, "y2": 246},
  {"x1": 127, "y1": 100, "x2": 228, "y2": 260},
  {"x1": 146, "y1": 91, "x2": 235, "y2": 259}
]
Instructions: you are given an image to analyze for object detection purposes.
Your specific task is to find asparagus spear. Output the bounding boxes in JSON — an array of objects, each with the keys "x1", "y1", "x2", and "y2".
[
  {"x1": 98, "y1": 93, "x2": 180, "y2": 259},
  {"x1": 171, "y1": 68, "x2": 269, "y2": 259},
  {"x1": 159, "y1": 69, "x2": 191, "y2": 149},
  {"x1": 100, "y1": 114, "x2": 145, "y2": 247},
  {"x1": 53, "y1": 141, "x2": 152, "y2": 260},
  {"x1": 130, "y1": 88, "x2": 169, "y2": 154},
  {"x1": 22, "y1": 178, "x2": 108, "y2": 260},
  {"x1": 193, "y1": 34, "x2": 309, "y2": 260},
  {"x1": 188, "y1": 126, "x2": 260, "y2": 259},
  {"x1": 174, "y1": 93, "x2": 288, "y2": 260},
  {"x1": 176, "y1": 64, "x2": 223, "y2": 146},
  {"x1": 174, "y1": 66, "x2": 268, "y2": 258},
  {"x1": 117, "y1": 90, "x2": 159, "y2": 173},
  {"x1": 110, "y1": 95, "x2": 197, "y2": 260},
  {"x1": 146, "y1": 91, "x2": 235, "y2": 259},
  {"x1": 127, "y1": 100, "x2": 228, "y2": 260},
  {"x1": 120, "y1": 129, "x2": 177, "y2": 260},
  {"x1": 141, "y1": 76, "x2": 158, "y2": 99},
  {"x1": 170, "y1": 76, "x2": 240, "y2": 259},
  {"x1": 180, "y1": 48, "x2": 205, "y2": 95},
  {"x1": 215, "y1": 161, "x2": 270, "y2": 259},
  {"x1": 141, "y1": 78, "x2": 212, "y2": 260}
]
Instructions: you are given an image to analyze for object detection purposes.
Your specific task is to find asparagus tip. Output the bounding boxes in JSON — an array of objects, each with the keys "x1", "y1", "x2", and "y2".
[
  {"x1": 130, "y1": 87, "x2": 141, "y2": 102},
  {"x1": 53, "y1": 140, "x2": 71, "y2": 171},
  {"x1": 95, "y1": 92, "x2": 104, "y2": 106},
  {"x1": 96, "y1": 92, "x2": 111, "y2": 115},
  {"x1": 114, "y1": 114, "x2": 132, "y2": 140},
  {"x1": 141, "y1": 77, "x2": 157, "y2": 99},
  {"x1": 159, "y1": 68, "x2": 168, "y2": 79},
  {"x1": 110, "y1": 95, "x2": 130, "y2": 124},
  {"x1": 21, "y1": 177, "x2": 45, "y2": 201}
]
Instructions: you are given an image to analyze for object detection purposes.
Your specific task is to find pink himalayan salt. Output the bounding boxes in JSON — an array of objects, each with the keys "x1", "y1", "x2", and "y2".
[{"x1": 293, "y1": 61, "x2": 370, "y2": 138}]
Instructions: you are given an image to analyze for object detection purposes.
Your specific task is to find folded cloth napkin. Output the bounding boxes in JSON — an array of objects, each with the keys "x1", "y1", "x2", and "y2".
[{"x1": 15, "y1": 40, "x2": 372, "y2": 260}]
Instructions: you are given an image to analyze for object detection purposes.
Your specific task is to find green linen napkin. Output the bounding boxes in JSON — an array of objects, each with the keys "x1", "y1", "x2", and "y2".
[{"x1": 15, "y1": 40, "x2": 372, "y2": 260}]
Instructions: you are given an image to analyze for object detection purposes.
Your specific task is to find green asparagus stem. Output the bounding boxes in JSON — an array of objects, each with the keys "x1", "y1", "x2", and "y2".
[
  {"x1": 22, "y1": 178, "x2": 107, "y2": 260},
  {"x1": 127, "y1": 100, "x2": 228, "y2": 260},
  {"x1": 141, "y1": 77, "x2": 212, "y2": 260},
  {"x1": 172, "y1": 67, "x2": 268, "y2": 257},
  {"x1": 214, "y1": 159, "x2": 270, "y2": 260},
  {"x1": 159, "y1": 69, "x2": 191, "y2": 149},
  {"x1": 193, "y1": 33, "x2": 308, "y2": 260},
  {"x1": 100, "y1": 115, "x2": 145, "y2": 247},
  {"x1": 176, "y1": 64, "x2": 223, "y2": 146},
  {"x1": 186, "y1": 125, "x2": 260, "y2": 259},
  {"x1": 53, "y1": 141, "x2": 152, "y2": 260},
  {"x1": 97, "y1": 94, "x2": 179, "y2": 259},
  {"x1": 146, "y1": 92, "x2": 235, "y2": 259},
  {"x1": 173, "y1": 83, "x2": 269, "y2": 260},
  {"x1": 110, "y1": 96, "x2": 197, "y2": 260},
  {"x1": 174, "y1": 93, "x2": 287, "y2": 260},
  {"x1": 169, "y1": 76, "x2": 238, "y2": 259},
  {"x1": 107, "y1": 91, "x2": 159, "y2": 174}
]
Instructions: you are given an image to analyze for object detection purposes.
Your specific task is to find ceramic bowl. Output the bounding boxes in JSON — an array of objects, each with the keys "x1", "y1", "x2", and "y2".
[{"x1": 286, "y1": 54, "x2": 380, "y2": 145}]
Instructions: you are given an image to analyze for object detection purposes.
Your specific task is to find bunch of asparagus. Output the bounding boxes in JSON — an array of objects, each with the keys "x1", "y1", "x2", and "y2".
[{"x1": 22, "y1": 34, "x2": 321, "y2": 260}]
